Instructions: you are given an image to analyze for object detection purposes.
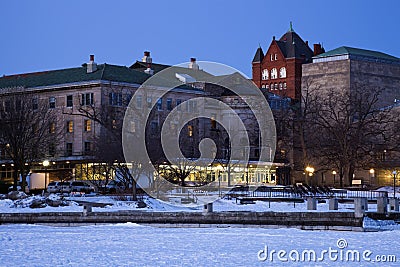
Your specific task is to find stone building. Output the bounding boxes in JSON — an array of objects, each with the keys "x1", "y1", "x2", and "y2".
[{"x1": 300, "y1": 46, "x2": 400, "y2": 186}]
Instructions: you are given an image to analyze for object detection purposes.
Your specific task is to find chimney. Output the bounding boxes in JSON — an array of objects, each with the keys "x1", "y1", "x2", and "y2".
[
  {"x1": 142, "y1": 51, "x2": 152, "y2": 64},
  {"x1": 313, "y1": 44, "x2": 324, "y2": 56},
  {"x1": 305, "y1": 41, "x2": 309, "y2": 46},
  {"x1": 87, "y1": 54, "x2": 97, "y2": 73},
  {"x1": 188, "y1": 57, "x2": 199, "y2": 70}
]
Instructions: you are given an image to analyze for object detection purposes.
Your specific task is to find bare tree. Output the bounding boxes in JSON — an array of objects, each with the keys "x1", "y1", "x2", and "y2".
[
  {"x1": 303, "y1": 84, "x2": 400, "y2": 187},
  {"x1": 0, "y1": 92, "x2": 61, "y2": 191}
]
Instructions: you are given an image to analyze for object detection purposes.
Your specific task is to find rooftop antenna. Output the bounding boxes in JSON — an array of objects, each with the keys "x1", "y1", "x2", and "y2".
[{"x1": 289, "y1": 21, "x2": 294, "y2": 32}]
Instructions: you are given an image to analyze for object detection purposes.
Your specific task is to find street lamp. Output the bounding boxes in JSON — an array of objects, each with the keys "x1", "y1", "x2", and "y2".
[
  {"x1": 332, "y1": 170, "x2": 337, "y2": 186},
  {"x1": 43, "y1": 160, "x2": 50, "y2": 190},
  {"x1": 216, "y1": 164, "x2": 224, "y2": 197},
  {"x1": 369, "y1": 169, "x2": 375, "y2": 186},
  {"x1": 393, "y1": 170, "x2": 397, "y2": 199},
  {"x1": 305, "y1": 166, "x2": 315, "y2": 186}
]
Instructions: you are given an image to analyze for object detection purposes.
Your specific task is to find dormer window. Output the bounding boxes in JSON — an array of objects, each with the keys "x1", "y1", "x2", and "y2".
[
  {"x1": 271, "y1": 68, "x2": 278, "y2": 79},
  {"x1": 279, "y1": 67, "x2": 287, "y2": 78},
  {"x1": 262, "y1": 69, "x2": 269, "y2": 80}
]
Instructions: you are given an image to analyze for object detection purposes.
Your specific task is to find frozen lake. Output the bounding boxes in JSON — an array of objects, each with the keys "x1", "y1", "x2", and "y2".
[{"x1": 0, "y1": 224, "x2": 399, "y2": 266}]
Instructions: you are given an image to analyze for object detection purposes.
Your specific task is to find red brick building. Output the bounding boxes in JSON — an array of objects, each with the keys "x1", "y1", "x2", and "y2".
[{"x1": 252, "y1": 24, "x2": 324, "y2": 100}]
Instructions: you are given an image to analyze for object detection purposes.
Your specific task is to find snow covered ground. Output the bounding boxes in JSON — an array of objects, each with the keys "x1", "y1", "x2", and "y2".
[
  {"x1": 0, "y1": 194, "x2": 376, "y2": 213},
  {"x1": 0, "y1": 223, "x2": 399, "y2": 266}
]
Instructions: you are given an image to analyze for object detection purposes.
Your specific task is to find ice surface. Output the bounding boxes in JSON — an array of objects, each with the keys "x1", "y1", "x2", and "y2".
[{"x1": 0, "y1": 224, "x2": 399, "y2": 266}]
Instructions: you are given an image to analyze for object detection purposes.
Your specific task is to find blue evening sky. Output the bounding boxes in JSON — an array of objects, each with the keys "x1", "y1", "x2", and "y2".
[{"x1": 1, "y1": 0, "x2": 399, "y2": 77}]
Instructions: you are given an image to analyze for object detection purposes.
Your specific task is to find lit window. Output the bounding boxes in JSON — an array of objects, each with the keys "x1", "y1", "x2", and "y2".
[
  {"x1": 279, "y1": 67, "x2": 286, "y2": 78},
  {"x1": 49, "y1": 122, "x2": 56, "y2": 134},
  {"x1": 262, "y1": 69, "x2": 269, "y2": 80},
  {"x1": 49, "y1": 97, "x2": 56, "y2": 109},
  {"x1": 188, "y1": 125, "x2": 193, "y2": 137},
  {"x1": 67, "y1": 121, "x2": 74, "y2": 133},
  {"x1": 66, "y1": 95, "x2": 73, "y2": 107},
  {"x1": 84, "y1": 120, "x2": 91, "y2": 132},
  {"x1": 271, "y1": 68, "x2": 278, "y2": 79},
  {"x1": 211, "y1": 114, "x2": 216, "y2": 129}
]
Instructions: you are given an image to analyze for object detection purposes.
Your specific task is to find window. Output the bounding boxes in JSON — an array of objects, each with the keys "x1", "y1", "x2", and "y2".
[
  {"x1": 112, "y1": 119, "x2": 117, "y2": 129},
  {"x1": 150, "y1": 121, "x2": 158, "y2": 134},
  {"x1": 188, "y1": 125, "x2": 193, "y2": 137},
  {"x1": 84, "y1": 120, "x2": 91, "y2": 132},
  {"x1": 66, "y1": 143, "x2": 73, "y2": 156},
  {"x1": 48, "y1": 143, "x2": 56, "y2": 157},
  {"x1": 270, "y1": 54, "x2": 278, "y2": 61},
  {"x1": 81, "y1": 93, "x2": 94, "y2": 106},
  {"x1": 279, "y1": 67, "x2": 286, "y2": 78},
  {"x1": 66, "y1": 95, "x2": 73, "y2": 107},
  {"x1": 157, "y1": 98, "x2": 163, "y2": 111},
  {"x1": 262, "y1": 69, "x2": 269, "y2": 80},
  {"x1": 166, "y1": 98, "x2": 172, "y2": 111},
  {"x1": 109, "y1": 92, "x2": 123, "y2": 106},
  {"x1": 210, "y1": 114, "x2": 217, "y2": 129},
  {"x1": 67, "y1": 121, "x2": 74, "y2": 133},
  {"x1": 32, "y1": 98, "x2": 38, "y2": 110},
  {"x1": 147, "y1": 97, "x2": 152, "y2": 108},
  {"x1": 49, "y1": 97, "x2": 56, "y2": 109},
  {"x1": 126, "y1": 94, "x2": 133, "y2": 106},
  {"x1": 176, "y1": 99, "x2": 182, "y2": 111},
  {"x1": 49, "y1": 122, "x2": 56, "y2": 134},
  {"x1": 279, "y1": 83, "x2": 283, "y2": 90},
  {"x1": 271, "y1": 68, "x2": 278, "y2": 79},
  {"x1": 84, "y1": 142, "x2": 91, "y2": 153},
  {"x1": 283, "y1": 82, "x2": 287, "y2": 90},
  {"x1": 266, "y1": 84, "x2": 269, "y2": 90},
  {"x1": 136, "y1": 95, "x2": 142, "y2": 108},
  {"x1": 274, "y1": 83, "x2": 278, "y2": 90},
  {"x1": 187, "y1": 100, "x2": 196, "y2": 113},
  {"x1": 129, "y1": 121, "x2": 136, "y2": 133}
]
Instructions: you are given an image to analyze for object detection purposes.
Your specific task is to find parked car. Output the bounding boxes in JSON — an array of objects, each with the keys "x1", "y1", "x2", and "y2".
[
  {"x1": 47, "y1": 181, "x2": 71, "y2": 193},
  {"x1": 70, "y1": 181, "x2": 96, "y2": 193},
  {"x1": 47, "y1": 181, "x2": 60, "y2": 193}
]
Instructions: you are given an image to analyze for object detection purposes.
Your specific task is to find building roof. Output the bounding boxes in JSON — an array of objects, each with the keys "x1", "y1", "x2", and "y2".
[
  {"x1": 0, "y1": 63, "x2": 151, "y2": 89},
  {"x1": 130, "y1": 61, "x2": 171, "y2": 74},
  {"x1": 314, "y1": 46, "x2": 400, "y2": 62},
  {"x1": 275, "y1": 30, "x2": 314, "y2": 60},
  {"x1": 252, "y1": 46, "x2": 264, "y2": 63}
]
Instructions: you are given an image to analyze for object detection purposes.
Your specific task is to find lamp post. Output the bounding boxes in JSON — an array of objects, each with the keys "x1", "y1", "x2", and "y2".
[
  {"x1": 332, "y1": 171, "x2": 337, "y2": 186},
  {"x1": 216, "y1": 164, "x2": 224, "y2": 197},
  {"x1": 43, "y1": 160, "x2": 50, "y2": 190},
  {"x1": 369, "y1": 169, "x2": 375, "y2": 186},
  {"x1": 393, "y1": 170, "x2": 397, "y2": 199},
  {"x1": 305, "y1": 166, "x2": 315, "y2": 185}
]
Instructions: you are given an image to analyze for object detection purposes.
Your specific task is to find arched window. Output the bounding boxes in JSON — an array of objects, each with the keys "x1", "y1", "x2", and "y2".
[
  {"x1": 266, "y1": 84, "x2": 269, "y2": 90},
  {"x1": 279, "y1": 83, "x2": 283, "y2": 90},
  {"x1": 271, "y1": 68, "x2": 278, "y2": 79},
  {"x1": 261, "y1": 84, "x2": 266, "y2": 88},
  {"x1": 283, "y1": 82, "x2": 287, "y2": 90},
  {"x1": 262, "y1": 69, "x2": 269, "y2": 80},
  {"x1": 279, "y1": 67, "x2": 286, "y2": 78},
  {"x1": 274, "y1": 83, "x2": 278, "y2": 90}
]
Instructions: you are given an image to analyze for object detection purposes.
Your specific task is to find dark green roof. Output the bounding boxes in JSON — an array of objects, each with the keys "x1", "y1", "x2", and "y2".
[
  {"x1": 0, "y1": 64, "x2": 151, "y2": 89},
  {"x1": 314, "y1": 46, "x2": 400, "y2": 62}
]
